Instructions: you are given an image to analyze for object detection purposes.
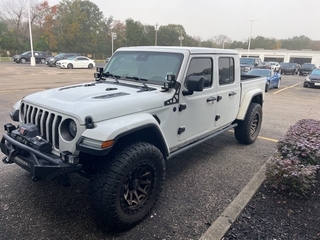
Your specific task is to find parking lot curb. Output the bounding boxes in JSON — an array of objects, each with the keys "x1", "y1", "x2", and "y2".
[{"x1": 200, "y1": 160, "x2": 268, "y2": 240}]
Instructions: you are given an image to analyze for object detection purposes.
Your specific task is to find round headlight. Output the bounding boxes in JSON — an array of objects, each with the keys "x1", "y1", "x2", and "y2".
[
  {"x1": 61, "y1": 119, "x2": 77, "y2": 141},
  {"x1": 68, "y1": 120, "x2": 77, "y2": 138}
]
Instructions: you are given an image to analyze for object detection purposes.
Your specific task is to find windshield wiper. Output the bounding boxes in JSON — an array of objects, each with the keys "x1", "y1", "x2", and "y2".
[
  {"x1": 125, "y1": 76, "x2": 149, "y2": 89},
  {"x1": 104, "y1": 72, "x2": 121, "y2": 83}
]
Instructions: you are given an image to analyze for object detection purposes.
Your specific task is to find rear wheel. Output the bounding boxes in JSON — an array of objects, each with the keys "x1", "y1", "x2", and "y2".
[
  {"x1": 235, "y1": 103, "x2": 262, "y2": 144},
  {"x1": 90, "y1": 142, "x2": 166, "y2": 230},
  {"x1": 88, "y1": 63, "x2": 93, "y2": 69},
  {"x1": 67, "y1": 63, "x2": 73, "y2": 69},
  {"x1": 40, "y1": 58, "x2": 45, "y2": 64}
]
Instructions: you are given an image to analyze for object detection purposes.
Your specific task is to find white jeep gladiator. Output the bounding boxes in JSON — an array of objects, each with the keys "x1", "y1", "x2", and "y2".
[{"x1": 1, "y1": 46, "x2": 265, "y2": 230}]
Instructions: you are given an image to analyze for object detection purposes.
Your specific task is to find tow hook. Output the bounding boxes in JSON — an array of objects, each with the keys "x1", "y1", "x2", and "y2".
[{"x1": 2, "y1": 156, "x2": 13, "y2": 164}]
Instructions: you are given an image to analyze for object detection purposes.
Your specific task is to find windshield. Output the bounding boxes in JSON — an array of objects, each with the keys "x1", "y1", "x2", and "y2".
[
  {"x1": 311, "y1": 69, "x2": 320, "y2": 75},
  {"x1": 240, "y1": 58, "x2": 255, "y2": 65},
  {"x1": 247, "y1": 69, "x2": 271, "y2": 77},
  {"x1": 282, "y1": 63, "x2": 295, "y2": 67},
  {"x1": 104, "y1": 51, "x2": 183, "y2": 85},
  {"x1": 55, "y1": 53, "x2": 64, "y2": 58},
  {"x1": 21, "y1": 52, "x2": 29, "y2": 55},
  {"x1": 67, "y1": 56, "x2": 76, "y2": 60},
  {"x1": 302, "y1": 63, "x2": 315, "y2": 68}
]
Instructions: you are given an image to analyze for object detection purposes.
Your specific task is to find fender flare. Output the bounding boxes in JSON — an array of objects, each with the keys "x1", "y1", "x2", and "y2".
[
  {"x1": 78, "y1": 113, "x2": 169, "y2": 157},
  {"x1": 236, "y1": 89, "x2": 263, "y2": 120}
]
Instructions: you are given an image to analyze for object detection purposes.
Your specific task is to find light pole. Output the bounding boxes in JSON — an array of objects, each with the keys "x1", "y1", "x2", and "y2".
[
  {"x1": 111, "y1": 32, "x2": 116, "y2": 55},
  {"x1": 247, "y1": 20, "x2": 257, "y2": 57},
  {"x1": 27, "y1": 2, "x2": 35, "y2": 66},
  {"x1": 178, "y1": 29, "x2": 184, "y2": 47},
  {"x1": 155, "y1": 23, "x2": 159, "y2": 46}
]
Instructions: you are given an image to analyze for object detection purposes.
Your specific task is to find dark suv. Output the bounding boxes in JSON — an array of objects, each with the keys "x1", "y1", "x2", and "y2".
[
  {"x1": 46, "y1": 53, "x2": 80, "y2": 67},
  {"x1": 299, "y1": 63, "x2": 317, "y2": 76},
  {"x1": 280, "y1": 63, "x2": 299, "y2": 75},
  {"x1": 13, "y1": 51, "x2": 51, "y2": 64}
]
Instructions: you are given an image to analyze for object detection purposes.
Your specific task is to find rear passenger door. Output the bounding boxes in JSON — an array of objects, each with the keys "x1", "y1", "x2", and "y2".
[{"x1": 214, "y1": 56, "x2": 241, "y2": 128}]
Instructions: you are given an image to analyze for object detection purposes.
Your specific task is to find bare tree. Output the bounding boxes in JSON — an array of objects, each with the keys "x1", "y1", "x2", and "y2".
[{"x1": 213, "y1": 34, "x2": 232, "y2": 48}]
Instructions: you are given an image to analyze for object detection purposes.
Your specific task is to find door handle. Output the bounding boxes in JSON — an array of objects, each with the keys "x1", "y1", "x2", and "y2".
[
  {"x1": 229, "y1": 91, "x2": 236, "y2": 96},
  {"x1": 206, "y1": 96, "x2": 217, "y2": 103}
]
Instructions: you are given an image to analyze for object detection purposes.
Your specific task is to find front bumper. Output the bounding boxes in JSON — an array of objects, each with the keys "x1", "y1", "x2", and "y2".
[
  {"x1": 1, "y1": 128, "x2": 81, "y2": 181},
  {"x1": 304, "y1": 80, "x2": 320, "y2": 88},
  {"x1": 300, "y1": 70, "x2": 312, "y2": 75},
  {"x1": 281, "y1": 69, "x2": 295, "y2": 74}
]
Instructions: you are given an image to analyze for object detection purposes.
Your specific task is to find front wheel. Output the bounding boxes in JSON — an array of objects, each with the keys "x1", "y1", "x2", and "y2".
[
  {"x1": 234, "y1": 103, "x2": 262, "y2": 144},
  {"x1": 265, "y1": 81, "x2": 270, "y2": 92},
  {"x1": 90, "y1": 142, "x2": 166, "y2": 230},
  {"x1": 88, "y1": 63, "x2": 93, "y2": 69},
  {"x1": 20, "y1": 58, "x2": 26, "y2": 64},
  {"x1": 67, "y1": 63, "x2": 73, "y2": 69},
  {"x1": 275, "y1": 79, "x2": 280, "y2": 89}
]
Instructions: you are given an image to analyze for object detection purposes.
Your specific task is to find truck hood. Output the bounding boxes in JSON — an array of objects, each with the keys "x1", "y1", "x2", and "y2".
[{"x1": 23, "y1": 81, "x2": 165, "y2": 124}]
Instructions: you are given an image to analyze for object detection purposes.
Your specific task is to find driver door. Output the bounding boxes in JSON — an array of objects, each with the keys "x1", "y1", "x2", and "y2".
[{"x1": 178, "y1": 56, "x2": 217, "y2": 141}]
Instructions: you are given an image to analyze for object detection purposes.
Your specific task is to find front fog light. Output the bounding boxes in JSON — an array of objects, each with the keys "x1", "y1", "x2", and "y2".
[{"x1": 60, "y1": 151, "x2": 79, "y2": 165}]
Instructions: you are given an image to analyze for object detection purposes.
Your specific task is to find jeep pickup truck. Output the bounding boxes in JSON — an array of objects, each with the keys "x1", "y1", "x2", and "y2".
[{"x1": 1, "y1": 46, "x2": 265, "y2": 230}]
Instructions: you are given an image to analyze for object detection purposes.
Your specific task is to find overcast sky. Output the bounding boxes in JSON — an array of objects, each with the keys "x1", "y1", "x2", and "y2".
[{"x1": 48, "y1": 0, "x2": 320, "y2": 42}]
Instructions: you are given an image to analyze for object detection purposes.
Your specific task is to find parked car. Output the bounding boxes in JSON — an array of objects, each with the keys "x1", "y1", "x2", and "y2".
[
  {"x1": 280, "y1": 63, "x2": 299, "y2": 75},
  {"x1": 269, "y1": 62, "x2": 281, "y2": 72},
  {"x1": 46, "y1": 53, "x2": 80, "y2": 67},
  {"x1": 260, "y1": 62, "x2": 272, "y2": 70},
  {"x1": 247, "y1": 68, "x2": 281, "y2": 92},
  {"x1": 240, "y1": 57, "x2": 263, "y2": 73},
  {"x1": 56, "y1": 56, "x2": 95, "y2": 69},
  {"x1": 303, "y1": 69, "x2": 320, "y2": 88},
  {"x1": 299, "y1": 63, "x2": 317, "y2": 76},
  {"x1": 13, "y1": 51, "x2": 51, "y2": 64}
]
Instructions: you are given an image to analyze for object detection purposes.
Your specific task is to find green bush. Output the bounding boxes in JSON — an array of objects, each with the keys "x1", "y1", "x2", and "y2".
[{"x1": 266, "y1": 119, "x2": 320, "y2": 197}]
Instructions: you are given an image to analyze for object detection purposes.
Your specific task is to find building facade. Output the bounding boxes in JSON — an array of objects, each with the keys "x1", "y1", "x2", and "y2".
[{"x1": 236, "y1": 49, "x2": 320, "y2": 66}]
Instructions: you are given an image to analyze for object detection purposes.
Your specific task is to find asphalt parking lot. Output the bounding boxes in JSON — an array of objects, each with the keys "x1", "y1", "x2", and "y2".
[{"x1": 0, "y1": 62, "x2": 320, "y2": 240}]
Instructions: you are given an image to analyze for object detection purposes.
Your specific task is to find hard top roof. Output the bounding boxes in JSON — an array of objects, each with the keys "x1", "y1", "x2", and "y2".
[{"x1": 116, "y1": 46, "x2": 239, "y2": 55}]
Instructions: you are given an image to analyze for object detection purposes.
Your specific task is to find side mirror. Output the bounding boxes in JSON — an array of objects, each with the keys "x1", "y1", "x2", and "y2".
[
  {"x1": 96, "y1": 67, "x2": 103, "y2": 73},
  {"x1": 94, "y1": 67, "x2": 104, "y2": 80},
  {"x1": 183, "y1": 76, "x2": 205, "y2": 96}
]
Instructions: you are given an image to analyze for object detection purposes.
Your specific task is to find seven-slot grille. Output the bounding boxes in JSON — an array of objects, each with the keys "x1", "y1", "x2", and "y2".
[{"x1": 20, "y1": 103, "x2": 62, "y2": 150}]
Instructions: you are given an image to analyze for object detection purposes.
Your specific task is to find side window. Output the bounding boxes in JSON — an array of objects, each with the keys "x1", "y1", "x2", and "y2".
[
  {"x1": 185, "y1": 58, "x2": 212, "y2": 88},
  {"x1": 219, "y1": 57, "x2": 235, "y2": 85}
]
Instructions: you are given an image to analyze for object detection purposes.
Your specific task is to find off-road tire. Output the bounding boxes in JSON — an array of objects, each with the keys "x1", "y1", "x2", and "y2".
[
  {"x1": 90, "y1": 142, "x2": 166, "y2": 230},
  {"x1": 234, "y1": 102, "x2": 262, "y2": 144}
]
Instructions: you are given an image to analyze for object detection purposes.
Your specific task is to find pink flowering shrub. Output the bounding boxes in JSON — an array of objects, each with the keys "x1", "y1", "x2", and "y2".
[
  {"x1": 266, "y1": 119, "x2": 320, "y2": 197},
  {"x1": 277, "y1": 119, "x2": 320, "y2": 165}
]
